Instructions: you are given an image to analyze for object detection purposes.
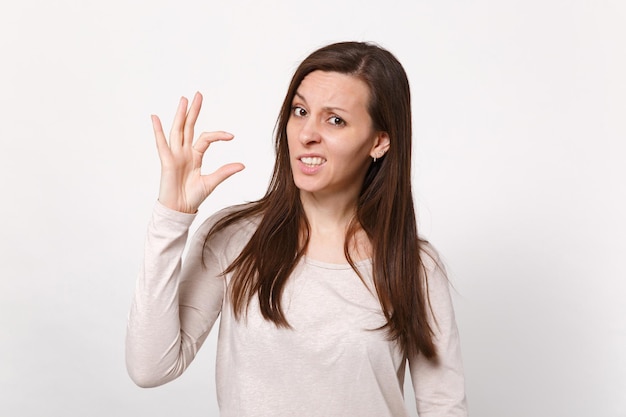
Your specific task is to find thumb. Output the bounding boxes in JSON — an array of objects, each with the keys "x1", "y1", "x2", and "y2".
[{"x1": 203, "y1": 163, "x2": 245, "y2": 193}]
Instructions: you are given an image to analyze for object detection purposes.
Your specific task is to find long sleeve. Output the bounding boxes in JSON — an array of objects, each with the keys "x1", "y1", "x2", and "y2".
[
  {"x1": 125, "y1": 202, "x2": 226, "y2": 388},
  {"x1": 409, "y1": 247, "x2": 468, "y2": 416}
]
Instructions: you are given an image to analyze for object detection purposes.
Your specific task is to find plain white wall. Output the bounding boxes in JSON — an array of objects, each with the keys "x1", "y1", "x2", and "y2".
[{"x1": 1, "y1": 1, "x2": 624, "y2": 416}]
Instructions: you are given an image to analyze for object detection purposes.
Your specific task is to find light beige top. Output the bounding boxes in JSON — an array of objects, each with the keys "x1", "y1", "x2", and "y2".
[{"x1": 126, "y1": 202, "x2": 468, "y2": 417}]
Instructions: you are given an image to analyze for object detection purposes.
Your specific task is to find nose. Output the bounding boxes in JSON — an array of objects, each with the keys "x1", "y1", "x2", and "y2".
[{"x1": 299, "y1": 117, "x2": 322, "y2": 145}]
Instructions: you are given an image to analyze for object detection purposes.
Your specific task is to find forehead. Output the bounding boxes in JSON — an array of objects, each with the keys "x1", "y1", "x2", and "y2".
[{"x1": 295, "y1": 71, "x2": 371, "y2": 110}]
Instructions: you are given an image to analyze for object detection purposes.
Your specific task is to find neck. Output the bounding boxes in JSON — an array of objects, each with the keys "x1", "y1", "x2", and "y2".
[
  {"x1": 298, "y1": 189, "x2": 371, "y2": 263},
  {"x1": 299, "y1": 189, "x2": 358, "y2": 232}
]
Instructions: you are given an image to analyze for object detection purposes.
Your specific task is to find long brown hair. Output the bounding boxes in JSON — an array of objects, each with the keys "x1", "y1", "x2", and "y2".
[{"x1": 205, "y1": 41, "x2": 436, "y2": 359}]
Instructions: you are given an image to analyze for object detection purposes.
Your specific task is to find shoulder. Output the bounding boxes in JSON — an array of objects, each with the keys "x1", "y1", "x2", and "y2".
[
  {"x1": 418, "y1": 240, "x2": 453, "y2": 298},
  {"x1": 198, "y1": 203, "x2": 260, "y2": 233},
  {"x1": 419, "y1": 240, "x2": 446, "y2": 276},
  {"x1": 191, "y1": 203, "x2": 261, "y2": 253}
]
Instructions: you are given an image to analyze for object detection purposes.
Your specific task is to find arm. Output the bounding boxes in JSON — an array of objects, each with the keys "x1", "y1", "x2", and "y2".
[
  {"x1": 125, "y1": 203, "x2": 225, "y2": 387},
  {"x1": 409, "y1": 247, "x2": 468, "y2": 416},
  {"x1": 125, "y1": 92, "x2": 244, "y2": 387}
]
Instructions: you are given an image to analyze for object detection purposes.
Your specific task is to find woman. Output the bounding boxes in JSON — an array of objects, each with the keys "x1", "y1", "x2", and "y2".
[{"x1": 126, "y1": 41, "x2": 468, "y2": 416}]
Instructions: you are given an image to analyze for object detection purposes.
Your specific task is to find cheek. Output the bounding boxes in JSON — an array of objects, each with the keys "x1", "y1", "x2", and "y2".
[
  {"x1": 337, "y1": 132, "x2": 376, "y2": 159},
  {"x1": 286, "y1": 121, "x2": 297, "y2": 147}
]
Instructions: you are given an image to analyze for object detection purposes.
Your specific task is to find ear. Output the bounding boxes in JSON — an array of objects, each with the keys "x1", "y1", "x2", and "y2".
[{"x1": 370, "y1": 131, "x2": 390, "y2": 159}]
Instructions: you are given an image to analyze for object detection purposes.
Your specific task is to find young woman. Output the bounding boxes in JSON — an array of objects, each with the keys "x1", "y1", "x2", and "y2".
[{"x1": 126, "y1": 41, "x2": 468, "y2": 417}]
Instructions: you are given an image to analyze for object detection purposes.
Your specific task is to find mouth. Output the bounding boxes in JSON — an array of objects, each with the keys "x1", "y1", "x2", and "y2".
[{"x1": 299, "y1": 156, "x2": 327, "y2": 167}]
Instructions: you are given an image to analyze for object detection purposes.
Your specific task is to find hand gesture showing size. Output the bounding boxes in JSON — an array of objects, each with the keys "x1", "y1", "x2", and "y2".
[{"x1": 152, "y1": 92, "x2": 245, "y2": 213}]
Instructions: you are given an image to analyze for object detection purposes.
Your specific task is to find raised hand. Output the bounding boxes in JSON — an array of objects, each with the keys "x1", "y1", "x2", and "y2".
[{"x1": 152, "y1": 92, "x2": 245, "y2": 213}]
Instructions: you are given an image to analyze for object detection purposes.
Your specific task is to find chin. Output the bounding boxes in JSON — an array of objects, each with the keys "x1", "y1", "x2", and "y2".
[
  {"x1": 292, "y1": 179, "x2": 324, "y2": 195},
  {"x1": 293, "y1": 182, "x2": 318, "y2": 194}
]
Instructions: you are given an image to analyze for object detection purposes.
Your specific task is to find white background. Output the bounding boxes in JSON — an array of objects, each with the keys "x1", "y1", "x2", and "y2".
[{"x1": 1, "y1": 1, "x2": 624, "y2": 416}]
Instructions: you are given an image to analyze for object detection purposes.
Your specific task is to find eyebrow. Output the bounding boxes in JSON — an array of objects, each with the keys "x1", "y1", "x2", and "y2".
[{"x1": 293, "y1": 91, "x2": 348, "y2": 113}]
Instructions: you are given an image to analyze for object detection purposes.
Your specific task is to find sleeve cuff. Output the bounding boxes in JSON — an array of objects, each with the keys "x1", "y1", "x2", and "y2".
[{"x1": 152, "y1": 200, "x2": 198, "y2": 228}]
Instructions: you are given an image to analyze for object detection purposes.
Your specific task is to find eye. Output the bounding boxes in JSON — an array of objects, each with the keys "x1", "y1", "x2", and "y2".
[
  {"x1": 292, "y1": 106, "x2": 307, "y2": 117},
  {"x1": 328, "y1": 116, "x2": 345, "y2": 126}
]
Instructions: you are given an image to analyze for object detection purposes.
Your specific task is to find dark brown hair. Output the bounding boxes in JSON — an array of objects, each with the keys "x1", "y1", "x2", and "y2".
[{"x1": 205, "y1": 41, "x2": 436, "y2": 359}]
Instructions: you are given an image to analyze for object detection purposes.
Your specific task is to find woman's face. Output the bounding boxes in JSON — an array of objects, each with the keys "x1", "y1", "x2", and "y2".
[{"x1": 286, "y1": 70, "x2": 389, "y2": 200}]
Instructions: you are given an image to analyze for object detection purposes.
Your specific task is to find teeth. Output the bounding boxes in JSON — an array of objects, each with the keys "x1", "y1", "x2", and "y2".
[{"x1": 300, "y1": 157, "x2": 325, "y2": 166}]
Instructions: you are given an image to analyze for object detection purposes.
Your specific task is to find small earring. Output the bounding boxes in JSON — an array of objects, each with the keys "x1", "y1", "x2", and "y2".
[{"x1": 373, "y1": 156, "x2": 377, "y2": 163}]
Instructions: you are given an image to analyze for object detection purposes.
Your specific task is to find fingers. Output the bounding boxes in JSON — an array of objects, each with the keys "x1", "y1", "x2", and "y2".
[
  {"x1": 168, "y1": 96, "x2": 189, "y2": 148},
  {"x1": 203, "y1": 163, "x2": 246, "y2": 193},
  {"x1": 151, "y1": 114, "x2": 170, "y2": 161},
  {"x1": 183, "y1": 92, "x2": 203, "y2": 147},
  {"x1": 193, "y1": 131, "x2": 235, "y2": 153},
  {"x1": 191, "y1": 131, "x2": 234, "y2": 167},
  {"x1": 193, "y1": 131, "x2": 244, "y2": 193},
  {"x1": 163, "y1": 92, "x2": 203, "y2": 149}
]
